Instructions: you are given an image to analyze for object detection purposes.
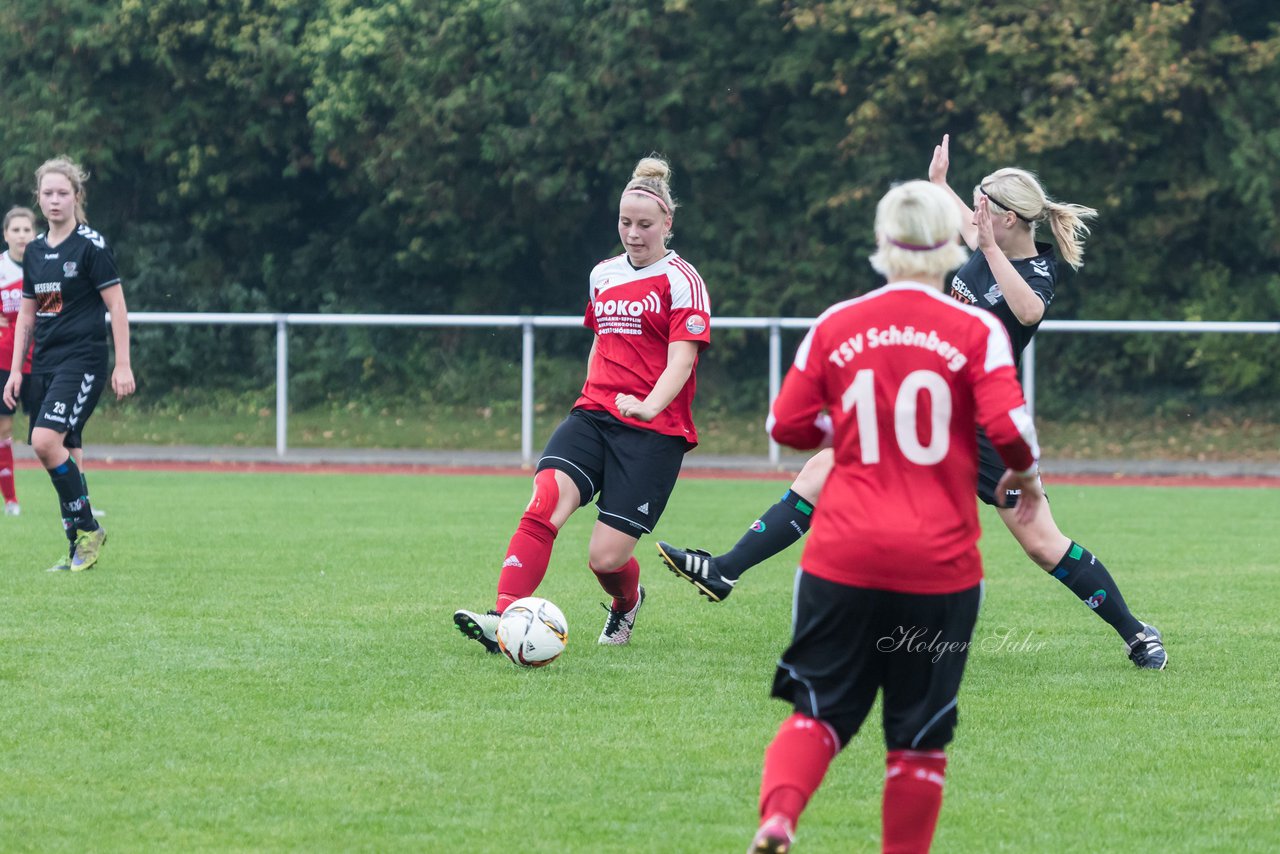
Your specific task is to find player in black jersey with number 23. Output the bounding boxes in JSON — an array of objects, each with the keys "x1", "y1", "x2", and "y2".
[{"x1": 3, "y1": 157, "x2": 135, "y2": 572}]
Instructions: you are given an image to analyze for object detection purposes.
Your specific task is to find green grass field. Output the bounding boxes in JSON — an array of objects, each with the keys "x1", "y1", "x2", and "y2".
[{"x1": 1, "y1": 470, "x2": 1276, "y2": 852}]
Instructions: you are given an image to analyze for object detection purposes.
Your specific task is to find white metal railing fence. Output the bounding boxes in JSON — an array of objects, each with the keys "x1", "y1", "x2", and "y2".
[{"x1": 126, "y1": 313, "x2": 1280, "y2": 464}]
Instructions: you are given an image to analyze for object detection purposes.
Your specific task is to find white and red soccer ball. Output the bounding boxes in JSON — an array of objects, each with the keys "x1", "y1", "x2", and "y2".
[{"x1": 496, "y1": 597, "x2": 568, "y2": 668}]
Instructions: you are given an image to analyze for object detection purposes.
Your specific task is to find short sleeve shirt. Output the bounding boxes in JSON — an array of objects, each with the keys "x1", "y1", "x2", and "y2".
[
  {"x1": 948, "y1": 242, "x2": 1058, "y2": 366},
  {"x1": 767, "y1": 282, "x2": 1038, "y2": 594},
  {"x1": 22, "y1": 224, "x2": 121, "y2": 372},
  {"x1": 574, "y1": 250, "x2": 711, "y2": 446}
]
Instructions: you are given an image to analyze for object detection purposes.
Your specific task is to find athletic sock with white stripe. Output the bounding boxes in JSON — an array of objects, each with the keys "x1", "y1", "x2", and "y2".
[
  {"x1": 759, "y1": 713, "x2": 839, "y2": 829},
  {"x1": 1050, "y1": 541, "x2": 1144, "y2": 640},
  {"x1": 716, "y1": 489, "x2": 814, "y2": 581},
  {"x1": 882, "y1": 750, "x2": 947, "y2": 853},
  {"x1": 495, "y1": 513, "x2": 557, "y2": 613}
]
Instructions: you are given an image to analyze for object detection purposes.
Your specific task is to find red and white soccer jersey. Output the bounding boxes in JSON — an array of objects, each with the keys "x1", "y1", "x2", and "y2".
[
  {"x1": 768, "y1": 281, "x2": 1039, "y2": 594},
  {"x1": 0, "y1": 250, "x2": 32, "y2": 374},
  {"x1": 575, "y1": 250, "x2": 711, "y2": 444}
]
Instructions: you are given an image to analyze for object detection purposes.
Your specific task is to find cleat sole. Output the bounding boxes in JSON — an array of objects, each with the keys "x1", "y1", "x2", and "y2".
[{"x1": 453, "y1": 612, "x2": 500, "y2": 653}]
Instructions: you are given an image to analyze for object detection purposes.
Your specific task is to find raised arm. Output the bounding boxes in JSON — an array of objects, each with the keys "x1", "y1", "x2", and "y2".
[
  {"x1": 929, "y1": 134, "x2": 978, "y2": 250},
  {"x1": 766, "y1": 328, "x2": 833, "y2": 451},
  {"x1": 973, "y1": 197, "x2": 1047, "y2": 326}
]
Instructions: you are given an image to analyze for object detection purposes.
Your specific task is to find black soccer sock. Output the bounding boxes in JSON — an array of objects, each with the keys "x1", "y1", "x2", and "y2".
[
  {"x1": 716, "y1": 489, "x2": 815, "y2": 581},
  {"x1": 47, "y1": 456, "x2": 99, "y2": 540},
  {"x1": 1049, "y1": 542, "x2": 1144, "y2": 640}
]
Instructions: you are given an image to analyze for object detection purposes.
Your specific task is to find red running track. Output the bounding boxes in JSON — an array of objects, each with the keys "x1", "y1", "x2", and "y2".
[{"x1": 13, "y1": 457, "x2": 1277, "y2": 488}]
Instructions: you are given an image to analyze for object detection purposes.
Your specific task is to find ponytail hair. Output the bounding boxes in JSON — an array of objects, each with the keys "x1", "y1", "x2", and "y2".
[
  {"x1": 978, "y1": 167, "x2": 1098, "y2": 269},
  {"x1": 34, "y1": 156, "x2": 91, "y2": 225},
  {"x1": 621, "y1": 155, "x2": 677, "y2": 243}
]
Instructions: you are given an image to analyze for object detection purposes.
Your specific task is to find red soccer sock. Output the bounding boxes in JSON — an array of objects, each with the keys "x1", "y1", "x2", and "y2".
[
  {"x1": 591, "y1": 556, "x2": 640, "y2": 612},
  {"x1": 758, "y1": 713, "x2": 840, "y2": 827},
  {"x1": 0, "y1": 438, "x2": 15, "y2": 503},
  {"x1": 495, "y1": 513, "x2": 558, "y2": 613},
  {"x1": 882, "y1": 749, "x2": 947, "y2": 854}
]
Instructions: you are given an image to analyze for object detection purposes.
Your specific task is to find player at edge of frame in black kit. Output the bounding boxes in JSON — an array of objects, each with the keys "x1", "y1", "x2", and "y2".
[
  {"x1": 2, "y1": 156, "x2": 136, "y2": 572},
  {"x1": 658, "y1": 133, "x2": 1167, "y2": 671}
]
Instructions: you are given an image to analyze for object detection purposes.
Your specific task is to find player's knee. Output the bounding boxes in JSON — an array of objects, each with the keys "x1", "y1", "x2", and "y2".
[
  {"x1": 784, "y1": 712, "x2": 847, "y2": 751},
  {"x1": 1023, "y1": 538, "x2": 1066, "y2": 570},
  {"x1": 792, "y1": 449, "x2": 834, "y2": 501},
  {"x1": 885, "y1": 721, "x2": 955, "y2": 752},
  {"x1": 524, "y1": 468, "x2": 561, "y2": 526},
  {"x1": 30, "y1": 430, "x2": 64, "y2": 464},
  {"x1": 587, "y1": 542, "x2": 634, "y2": 573}
]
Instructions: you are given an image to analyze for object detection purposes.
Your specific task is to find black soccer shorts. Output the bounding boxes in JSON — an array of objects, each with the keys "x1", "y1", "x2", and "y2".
[
  {"x1": 976, "y1": 427, "x2": 1036, "y2": 508},
  {"x1": 26, "y1": 368, "x2": 107, "y2": 449},
  {"x1": 771, "y1": 570, "x2": 983, "y2": 751},
  {"x1": 537, "y1": 407, "x2": 688, "y2": 537}
]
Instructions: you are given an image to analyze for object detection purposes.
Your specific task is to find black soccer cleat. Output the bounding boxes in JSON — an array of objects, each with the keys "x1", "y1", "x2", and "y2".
[
  {"x1": 1126, "y1": 622, "x2": 1167, "y2": 670},
  {"x1": 657, "y1": 541, "x2": 737, "y2": 602},
  {"x1": 454, "y1": 609, "x2": 501, "y2": 654}
]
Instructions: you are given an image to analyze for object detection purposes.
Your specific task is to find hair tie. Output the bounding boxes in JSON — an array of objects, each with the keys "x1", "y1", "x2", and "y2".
[
  {"x1": 623, "y1": 187, "x2": 670, "y2": 213},
  {"x1": 979, "y1": 186, "x2": 1035, "y2": 224},
  {"x1": 886, "y1": 235, "x2": 952, "y2": 252}
]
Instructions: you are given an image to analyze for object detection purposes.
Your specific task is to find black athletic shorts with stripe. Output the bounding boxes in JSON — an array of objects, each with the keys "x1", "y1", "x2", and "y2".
[
  {"x1": 26, "y1": 369, "x2": 107, "y2": 450},
  {"x1": 538, "y1": 407, "x2": 687, "y2": 538},
  {"x1": 771, "y1": 570, "x2": 983, "y2": 750}
]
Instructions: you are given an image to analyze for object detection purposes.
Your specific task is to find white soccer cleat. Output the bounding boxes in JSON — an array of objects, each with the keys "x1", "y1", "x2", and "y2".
[
  {"x1": 453, "y1": 608, "x2": 501, "y2": 654},
  {"x1": 598, "y1": 585, "x2": 646, "y2": 645}
]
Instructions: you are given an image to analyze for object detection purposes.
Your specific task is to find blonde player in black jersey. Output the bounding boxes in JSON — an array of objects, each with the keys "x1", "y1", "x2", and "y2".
[
  {"x1": 3, "y1": 157, "x2": 135, "y2": 572},
  {"x1": 660, "y1": 135, "x2": 1166, "y2": 670}
]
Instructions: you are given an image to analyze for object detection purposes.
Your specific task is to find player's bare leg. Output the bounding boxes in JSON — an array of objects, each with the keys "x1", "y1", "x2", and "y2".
[{"x1": 997, "y1": 499, "x2": 1166, "y2": 669}]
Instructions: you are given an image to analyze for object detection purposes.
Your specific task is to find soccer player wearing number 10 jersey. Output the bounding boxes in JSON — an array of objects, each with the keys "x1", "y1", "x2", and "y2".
[{"x1": 747, "y1": 181, "x2": 1045, "y2": 854}]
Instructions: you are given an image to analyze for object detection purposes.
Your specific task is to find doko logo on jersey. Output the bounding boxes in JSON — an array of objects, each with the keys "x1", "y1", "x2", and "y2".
[
  {"x1": 1, "y1": 285, "x2": 22, "y2": 313},
  {"x1": 595, "y1": 291, "x2": 661, "y2": 336},
  {"x1": 595, "y1": 291, "x2": 661, "y2": 319}
]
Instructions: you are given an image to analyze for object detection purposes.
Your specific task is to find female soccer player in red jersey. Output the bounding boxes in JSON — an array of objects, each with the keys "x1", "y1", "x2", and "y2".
[
  {"x1": 3, "y1": 157, "x2": 135, "y2": 571},
  {"x1": 747, "y1": 180, "x2": 1045, "y2": 854},
  {"x1": 1, "y1": 206, "x2": 37, "y2": 515},
  {"x1": 454, "y1": 156, "x2": 711, "y2": 649},
  {"x1": 660, "y1": 135, "x2": 1166, "y2": 670}
]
